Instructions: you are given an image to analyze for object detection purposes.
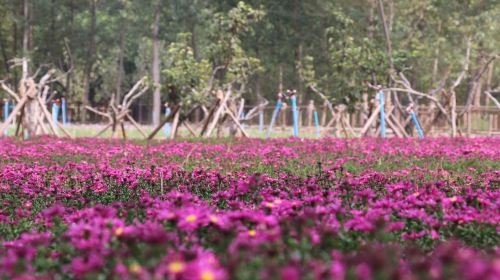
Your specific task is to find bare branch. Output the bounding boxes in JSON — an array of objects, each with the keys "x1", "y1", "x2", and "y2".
[
  {"x1": 383, "y1": 87, "x2": 452, "y2": 124},
  {"x1": 245, "y1": 99, "x2": 269, "y2": 120},
  {"x1": 0, "y1": 81, "x2": 20, "y2": 102},
  {"x1": 85, "y1": 106, "x2": 111, "y2": 119},
  {"x1": 30, "y1": 64, "x2": 53, "y2": 79},
  {"x1": 63, "y1": 37, "x2": 74, "y2": 72},
  {"x1": 310, "y1": 84, "x2": 336, "y2": 115},
  {"x1": 428, "y1": 71, "x2": 450, "y2": 95},
  {"x1": 459, "y1": 54, "x2": 498, "y2": 116},
  {"x1": 204, "y1": 66, "x2": 226, "y2": 94},
  {"x1": 122, "y1": 76, "x2": 147, "y2": 107},
  {"x1": 38, "y1": 69, "x2": 56, "y2": 89},
  {"x1": 451, "y1": 39, "x2": 471, "y2": 91},
  {"x1": 485, "y1": 87, "x2": 500, "y2": 109},
  {"x1": 124, "y1": 86, "x2": 149, "y2": 109}
]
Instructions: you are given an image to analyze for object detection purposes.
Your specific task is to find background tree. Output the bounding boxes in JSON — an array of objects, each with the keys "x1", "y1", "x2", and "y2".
[{"x1": 0, "y1": 0, "x2": 498, "y2": 124}]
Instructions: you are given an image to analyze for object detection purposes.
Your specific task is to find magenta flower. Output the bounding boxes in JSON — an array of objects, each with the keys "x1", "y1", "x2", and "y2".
[{"x1": 177, "y1": 208, "x2": 209, "y2": 232}]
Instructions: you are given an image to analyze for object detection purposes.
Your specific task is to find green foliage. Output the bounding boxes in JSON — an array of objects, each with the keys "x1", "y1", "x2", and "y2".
[
  {"x1": 297, "y1": 55, "x2": 316, "y2": 88},
  {"x1": 162, "y1": 33, "x2": 211, "y2": 108},
  {"x1": 327, "y1": 36, "x2": 389, "y2": 106},
  {"x1": 207, "y1": 1, "x2": 265, "y2": 85}
]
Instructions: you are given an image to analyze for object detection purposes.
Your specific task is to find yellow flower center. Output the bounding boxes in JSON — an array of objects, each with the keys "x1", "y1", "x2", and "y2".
[
  {"x1": 248, "y1": 230, "x2": 256, "y2": 237},
  {"x1": 168, "y1": 261, "x2": 185, "y2": 273},
  {"x1": 129, "y1": 263, "x2": 142, "y2": 274},
  {"x1": 274, "y1": 199, "x2": 282, "y2": 204},
  {"x1": 450, "y1": 196, "x2": 458, "y2": 202},
  {"x1": 209, "y1": 216, "x2": 218, "y2": 223},
  {"x1": 186, "y1": 214, "x2": 197, "y2": 223},
  {"x1": 265, "y1": 202, "x2": 274, "y2": 208},
  {"x1": 114, "y1": 227, "x2": 124, "y2": 237},
  {"x1": 201, "y1": 270, "x2": 215, "y2": 280}
]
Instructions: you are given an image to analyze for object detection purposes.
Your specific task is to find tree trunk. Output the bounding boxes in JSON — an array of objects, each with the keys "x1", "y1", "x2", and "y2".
[
  {"x1": 65, "y1": 0, "x2": 74, "y2": 103},
  {"x1": 473, "y1": 79, "x2": 483, "y2": 107},
  {"x1": 431, "y1": 21, "x2": 441, "y2": 85},
  {"x1": 81, "y1": 0, "x2": 96, "y2": 123},
  {"x1": 11, "y1": 1, "x2": 19, "y2": 83},
  {"x1": 296, "y1": 44, "x2": 304, "y2": 103},
  {"x1": 377, "y1": 0, "x2": 394, "y2": 107},
  {"x1": 49, "y1": 0, "x2": 56, "y2": 61},
  {"x1": 472, "y1": 52, "x2": 486, "y2": 108},
  {"x1": 306, "y1": 100, "x2": 314, "y2": 127},
  {"x1": 278, "y1": 64, "x2": 283, "y2": 94},
  {"x1": 115, "y1": 24, "x2": 126, "y2": 104},
  {"x1": 151, "y1": 3, "x2": 161, "y2": 126},
  {"x1": 451, "y1": 91, "x2": 457, "y2": 137},
  {"x1": 23, "y1": 0, "x2": 30, "y2": 77},
  {"x1": 377, "y1": 0, "x2": 393, "y2": 70},
  {"x1": 367, "y1": 0, "x2": 376, "y2": 39},
  {"x1": 190, "y1": 23, "x2": 199, "y2": 61},
  {"x1": 0, "y1": 28, "x2": 10, "y2": 73},
  {"x1": 485, "y1": 62, "x2": 494, "y2": 106},
  {"x1": 24, "y1": 96, "x2": 38, "y2": 137}
]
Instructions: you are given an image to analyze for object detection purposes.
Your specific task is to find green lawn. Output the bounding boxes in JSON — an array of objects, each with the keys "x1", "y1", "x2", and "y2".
[{"x1": 2, "y1": 124, "x2": 324, "y2": 139}]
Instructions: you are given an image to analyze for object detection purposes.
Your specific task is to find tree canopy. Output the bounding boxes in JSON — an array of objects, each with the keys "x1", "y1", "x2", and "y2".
[{"x1": 0, "y1": 0, "x2": 499, "y2": 121}]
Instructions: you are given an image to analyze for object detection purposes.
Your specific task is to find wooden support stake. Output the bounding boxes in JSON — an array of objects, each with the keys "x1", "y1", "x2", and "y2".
[
  {"x1": 15, "y1": 105, "x2": 26, "y2": 137},
  {"x1": 95, "y1": 111, "x2": 128, "y2": 137},
  {"x1": 55, "y1": 120, "x2": 74, "y2": 138},
  {"x1": 147, "y1": 105, "x2": 180, "y2": 140},
  {"x1": 343, "y1": 115, "x2": 357, "y2": 137},
  {"x1": 389, "y1": 115, "x2": 409, "y2": 137},
  {"x1": 339, "y1": 114, "x2": 348, "y2": 138},
  {"x1": 326, "y1": 115, "x2": 335, "y2": 128},
  {"x1": 183, "y1": 121, "x2": 197, "y2": 137},
  {"x1": 485, "y1": 91, "x2": 500, "y2": 109},
  {"x1": 37, "y1": 96, "x2": 74, "y2": 138},
  {"x1": 85, "y1": 106, "x2": 110, "y2": 119},
  {"x1": 35, "y1": 96, "x2": 59, "y2": 137},
  {"x1": 120, "y1": 121, "x2": 127, "y2": 140},
  {"x1": 126, "y1": 113, "x2": 147, "y2": 138},
  {"x1": 321, "y1": 101, "x2": 328, "y2": 126},
  {"x1": 0, "y1": 95, "x2": 29, "y2": 136},
  {"x1": 223, "y1": 104, "x2": 249, "y2": 138},
  {"x1": 170, "y1": 109, "x2": 180, "y2": 140},
  {"x1": 205, "y1": 88, "x2": 232, "y2": 138},
  {"x1": 35, "y1": 113, "x2": 49, "y2": 134},
  {"x1": 96, "y1": 122, "x2": 113, "y2": 137},
  {"x1": 199, "y1": 102, "x2": 219, "y2": 137},
  {"x1": 385, "y1": 115, "x2": 403, "y2": 137},
  {"x1": 360, "y1": 105, "x2": 381, "y2": 136},
  {"x1": 381, "y1": 107, "x2": 404, "y2": 137}
]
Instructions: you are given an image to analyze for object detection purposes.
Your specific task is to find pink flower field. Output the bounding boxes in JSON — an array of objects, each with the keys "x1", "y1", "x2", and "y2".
[{"x1": 0, "y1": 137, "x2": 499, "y2": 279}]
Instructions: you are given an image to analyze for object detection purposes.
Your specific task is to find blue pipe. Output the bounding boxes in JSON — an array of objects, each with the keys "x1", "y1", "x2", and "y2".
[
  {"x1": 266, "y1": 100, "x2": 282, "y2": 138},
  {"x1": 52, "y1": 103, "x2": 60, "y2": 126},
  {"x1": 240, "y1": 112, "x2": 246, "y2": 129},
  {"x1": 3, "y1": 100, "x2": 9, "y2": 136},
  {"x1": 379, "y1": 91, "x2": 386, "y2": 138},
  {"x1": 410, "y1": 111, "x2": 424, "y2": 139},
  {"x1": 164, "y1": 107, "x2": 172, "y2": 137},
  {"x1": 62, "y1": 98, "x2": 67, "y2": 126},
  {"x1": 291, "y1": 95, "x2": 299, "y2": 137},
  {"x1": 314, "y1": 110, "x2": 320, "y2": 137}
]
